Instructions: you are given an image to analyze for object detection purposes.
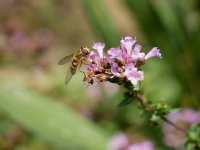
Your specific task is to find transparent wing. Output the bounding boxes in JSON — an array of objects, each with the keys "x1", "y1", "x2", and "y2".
[
  {"x1": 65, "y1": 72, "x2": 73, "y2": 84},
  {"x1": 58, "y1": 54, "x2": 73, "y2": 65},
  {"x1": 65, "y1": 65, "x2": 73, "y2": 84},
  {"x1": 65, "y1": 63, "x2": 79, "y2": 84}
]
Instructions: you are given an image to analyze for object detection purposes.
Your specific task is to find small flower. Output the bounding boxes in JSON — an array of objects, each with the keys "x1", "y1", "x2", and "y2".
[
  {"x1": 124, "y1": 63, "x2": 144, "y2": 86},
  {"x1": 163, "y1": 109, "x2": 200, "y2": 149},
  {"x1": 89, "y1": 42, "x2": 106, "y2": 63},
  {"x1": 87, "y1": 63, "x2": 98, "y2": 72},
  {"x1": 109, "y1": 37, "x2": 161, "y2": 65},
  {"x1": 111, "y1": 62, "x2": 122, "y2": 77},
  {"x1": 108, "y1": 47, "x2": 123, "y2": 61},
  {"x1": 88, "y1": 51, "x2": 98, "y2": 63},
  {"x1": 87, "y1": 42, "x2": 107, "y2": 73},
  {"x1": 145, "y1": 47, "x2": 162, "y2": 60},
  {"x1": 120, "y1": 36, "x2": 136, "y2": 55},
  {"x1": 109, "y1": 132, "x2": 154, "y2": 150},
  {"x1": 131, "y1": 44, "x2": 145, "y2": 61},
  {"x1": 92, "y1": 42, "x2": 105, "y2": 59},
  {"x1": 109, "y1": 133, "x2": 129, "y2": 150},
  {"x1": 127, "y1": 141, "x2": 154, "y2": 150},
  {"x1": 83, "y1": 36, "x2": 161, "y2": 87}
]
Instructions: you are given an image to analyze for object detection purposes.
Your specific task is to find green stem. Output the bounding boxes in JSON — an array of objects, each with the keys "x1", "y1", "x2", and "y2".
[{"x1": 135, "y1": 93, "x2": 186, "y2": 133}]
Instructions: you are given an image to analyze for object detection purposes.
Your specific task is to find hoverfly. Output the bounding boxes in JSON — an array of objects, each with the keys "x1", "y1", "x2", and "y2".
[{"x1": 58, "y1": 46, "x2": 90, "y2": 84}]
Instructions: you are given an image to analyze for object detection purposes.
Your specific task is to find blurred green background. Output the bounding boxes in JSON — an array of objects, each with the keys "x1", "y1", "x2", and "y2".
[{"x1": 0, "y1": 0, "x2": 199, "y2": 149}]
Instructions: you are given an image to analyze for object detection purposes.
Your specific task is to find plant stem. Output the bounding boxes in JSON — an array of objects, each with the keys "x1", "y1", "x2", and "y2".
[{"x1": 135, "y1": 93, "x2": 186, "y2": 133}]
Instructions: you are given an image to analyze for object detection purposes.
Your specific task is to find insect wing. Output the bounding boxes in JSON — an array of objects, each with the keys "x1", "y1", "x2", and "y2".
[
  {"x1": 58, "y1": 54, "x2": 73, "y2": 65},
  {"x1": 65, "y1": 65, "x2": 73, "y2": 84}
]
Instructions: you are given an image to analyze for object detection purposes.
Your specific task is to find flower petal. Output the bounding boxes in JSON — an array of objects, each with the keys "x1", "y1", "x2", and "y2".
[
  {"x1": 120, "y1": 36, "x2": 136, "y2": 55},
  {"x1": 131, "y1": 44, "x2": 145, "y2": 61},
  {"x1": 111, "y1": 63, "x2": 121, "y2": 77},
  {"x1": 88, "y1": 51, "x2": 98, "y2": 62},
  {"x1": 109, "y1": 133, "x2": 129, "y2": 150},
  {"x1": 133, "y1": 44, "x2": 142, "y2": 53},
  {"x1": 127, "y1": 141, "x2": 154, "y2": 150},
  {"x1": 108, "y1": 47, "x2": 122, "y2": 60},
  {"x1": 124, "y1": 64, "x2": 144, "y2": 85},
  {"x1": 145, "y1": 47, "x2": 162, "y2": 60},
  {"x1": 92, "y1": 42, "x2": 105, "y2": 58}
]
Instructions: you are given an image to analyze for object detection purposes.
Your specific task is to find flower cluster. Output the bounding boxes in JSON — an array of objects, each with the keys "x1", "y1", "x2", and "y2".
[
  {"x1": 163, "y1": 109, "x2": 200, "y2": 149},
  {"x1": 109, "y1": 133, "x2": 154, "y2": 150},
  {"x1": 83, "y1": 36, "x2": 162, "y2": 87}
]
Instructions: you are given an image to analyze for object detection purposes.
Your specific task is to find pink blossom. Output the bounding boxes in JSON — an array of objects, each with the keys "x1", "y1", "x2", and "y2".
[
  {"x1": 131, "y1": 44, "x2": 145, "y2": 61},
  {"x1": 109, "y1": 133, "x2": 129, "y2": 150},
  {"x1": 111, "y1": 62, "x2": 121, "y2": 77},
  {"x1": 124, "y1": 63, "x2": 144, "y2": 86},
  {"x1": 92, "y1": 42, "x2": 105, "y2": 59},
  {"x1": 89, "y1": 42, "x2": 105, "y2": 62},
  {"x1": 127, "y1": 141, "x2": 154, "y2": 150},
  {"x1": 163, "y1": 109, "x2": 200, "y2": 148},
  {"x1": 109, "y1": 133, "x2": 154, "y2": 150},
  {"x1": 145, "y1": 47, "x2": 162, "y2": 60},
  {"x1": 87, "y1": 42, "x2": 107, "y2": 73},
  {"x1": 83, "y1": 36, "x2": 162, "y2": 86},
  {"x1": 108, "y1": 36, "x2": 161, "y2": 65},
  {"x1": 108, "y1": 47, "x2": 123, "y2": 61}
]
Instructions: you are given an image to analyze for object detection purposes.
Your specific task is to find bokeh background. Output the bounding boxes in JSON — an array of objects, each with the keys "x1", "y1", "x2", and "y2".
[{"x1": 0, "y1": 0, "x2": 200, "y2": 149}]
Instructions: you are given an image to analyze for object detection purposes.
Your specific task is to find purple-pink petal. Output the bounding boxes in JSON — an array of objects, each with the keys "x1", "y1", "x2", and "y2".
[
  {"x1": 92, "y1": 42, "x2": 105, "y2": 58},
  {"x1": 108, "y1": 47, "x2": 122, "y2": 60},
  {"x1": 163, "y1": 109, "x2": 200, "y2": 148},
  {"x1": 111, "y1": 63, "x2": 121, "y2": 77},
  {"x1": 89, "y1": 51, "x2": 98, "y2": 62},
  {"x1": 145, "y1": 47, "x2": 162, "y2": 60},
  {"x1": 124, "y1": 64, "x2": 144, "y2": 85},
  {"x1": 109, "y1": 133, "x2": 129, "y2": 150},
  {"x1": 133, "y1": 44, "x2": 142, "y2": 53},
  {"x1": 87, "y1": 63, "x2": 98, "y2": 72},
  {"x1": 131, "y1": 44, "x2": 145, "y2": 61},
  {"x1": 120, "y1": 36, "x2": 136, "y2": 55},
  {"x1": 127, "y1": 141, "x2": 154, "y2": 150}
]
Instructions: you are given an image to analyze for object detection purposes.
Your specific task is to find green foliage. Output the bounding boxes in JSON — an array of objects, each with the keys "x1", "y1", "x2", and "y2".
[
  {"x1": 82, "y1": 0, "x2": 121, "y2": 47},
  {"x1": 185, "y1": 124, "x2": 200, "y2": 150},
  {"x1": 0, "y1": 80, "x2": 108, "y2": 150},
  {"x1": 126, "y1": 0, "x2": 200, "y2": 100},
  {"x1": 118, "y1": 96, "x2": 134, "y2": 107},
  {"x1": 149, "y1": 103, "x2": 170, "y2": 125},
  {"x1": 142, "y1": 60, "x2": 181, "y2": 104}
]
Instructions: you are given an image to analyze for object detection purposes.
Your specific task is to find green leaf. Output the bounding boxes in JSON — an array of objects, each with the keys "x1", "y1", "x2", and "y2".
[
  {"x1": 118, "y1": 97, "x2": 133, "y2": 107},
  {"x1": 0, "y1": 80, "x2": 108, "y2": 150},
  {"x1": 185, "y1": 124, "x2": 200, "y2": 150}
]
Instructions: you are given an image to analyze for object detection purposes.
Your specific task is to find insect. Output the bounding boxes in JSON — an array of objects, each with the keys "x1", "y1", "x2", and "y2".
[{"x1": 58, "y1": 46, "x2": 90, "y2": 84}]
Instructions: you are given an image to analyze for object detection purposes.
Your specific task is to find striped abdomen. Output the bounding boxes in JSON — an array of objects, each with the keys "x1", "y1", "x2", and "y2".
[{"x1": 70, "y1": 54, "x2": 81, "y2": 74}]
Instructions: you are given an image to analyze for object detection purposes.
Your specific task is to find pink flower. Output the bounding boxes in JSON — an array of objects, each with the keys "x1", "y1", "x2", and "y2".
[
  {"x1": 108, "y1": 47, "x2": 123, "y2": 61},
  {"x1": 120, "y1": 36, "x2": 137, "y2": 55},
  {"x1": 120, "y1": 36, "x2": 145, "y2": 63},
  {"x1": 87, "y1": 42, "x2": 107, "y2": 72},
  {"x1": 145, "y1": 47, "x2": 162, "y2": 60},
  {"x1": 83, "y1": 36, "x2": 162, "y2": 86},
  {"x1": 109, "y1": 133, "x2": 129, "y2": 150},
  {"x1": 108, "y1": 36, "x2": 161, "y2": 65},
  {"x1": 92, "y1": 42, "x2": 105, "y2": 59},
  {"x1": 131, "y1": 44, "x2": 145, "y2": 61},
  {"x1": 127, "y1": 141, "x2": 154, "y2": 150},
  {"x1": 111, "y1": 62, "x2": 121, "y2": 77},
  {"x1": 89, "y1": 42, "x2": 105, "y2": 62},
  {"x1": 163, "y1": 109, "x2": 200, "y2": 149},
  {"x1": 124, "y1": 63, "x2": 144, "y2": 86},
  {"x1": 109, "y1": 133, "x2": 154, "y2": 150}
]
